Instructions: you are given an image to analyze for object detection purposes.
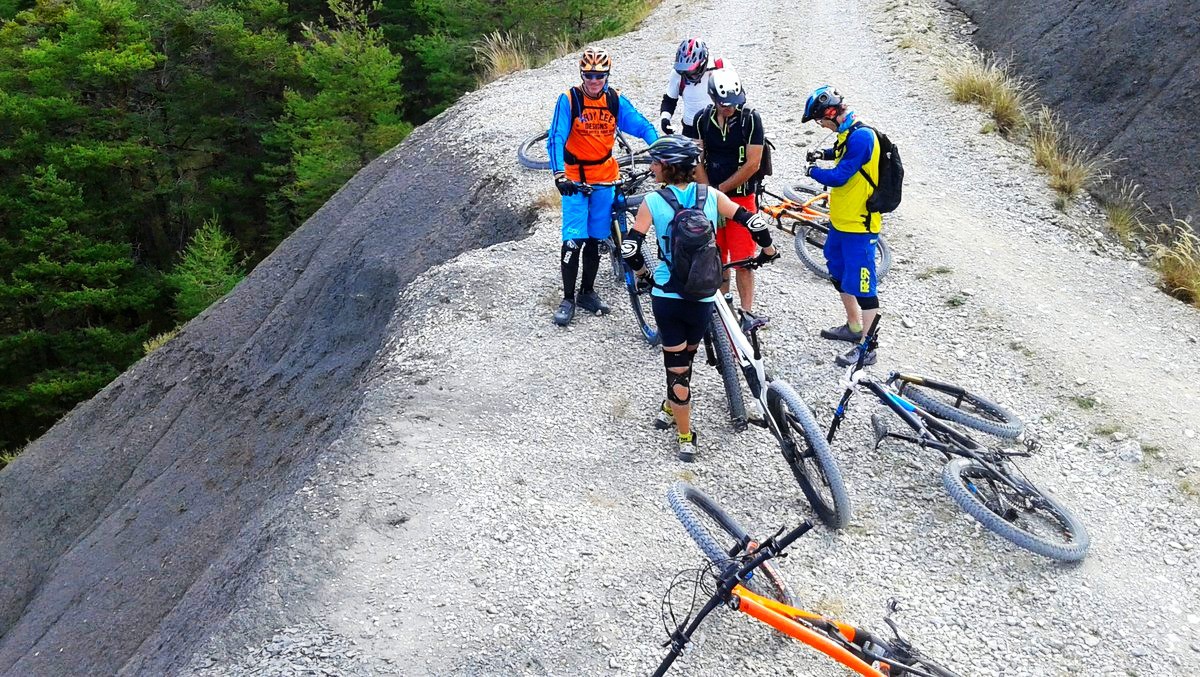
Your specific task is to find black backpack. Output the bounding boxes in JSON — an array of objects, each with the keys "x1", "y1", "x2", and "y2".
[
  {"x1": 657, "y1": 186, "x2": 723, "y2": 300},
  {"x1": 858, "y1": 125, "x2": 903, "y2": 213}
]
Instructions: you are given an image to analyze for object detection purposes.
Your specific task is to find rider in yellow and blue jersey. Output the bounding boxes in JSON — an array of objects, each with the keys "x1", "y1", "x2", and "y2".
[{"x1": 802, "y1": 86, "x2": 883, "y2": 367}]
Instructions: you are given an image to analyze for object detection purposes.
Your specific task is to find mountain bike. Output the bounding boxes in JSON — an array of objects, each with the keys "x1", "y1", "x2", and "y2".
[
  {"x1": 655, "y1": 481, "x2": 963, "y2": 676},
  {"x1": 702, "y1": 259, "x2": 851, "y2": 529},
  {"x1": 826, "y1": 317, "x2": 1089, "y2": 561},
  {"x1": 758, "y1": 183, "x2": 894, "y2": 282},
  {"x1": 516, "y1": 129, "x2": 650, "y2": 171},
  {"x1": 570, "y1": 166, "x2": 660, "y2": 345}
]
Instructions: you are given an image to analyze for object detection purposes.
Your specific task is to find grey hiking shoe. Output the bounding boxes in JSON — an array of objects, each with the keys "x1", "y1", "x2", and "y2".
[
  {"x1": 553, "y1": 299, "x2": 576, "y2": 326},
  {"x1": 820, "y1": 323, "x2": 862, "y2": 343},
  {"x1": 676, "y1": 430, "x2": 698, "y2": 462},
  {"x1": 835, "y1": 345, "x2": 877, "y2": 367},
  {"x1": 577, "y1": 291, "x2": 611, "y2": 315}
]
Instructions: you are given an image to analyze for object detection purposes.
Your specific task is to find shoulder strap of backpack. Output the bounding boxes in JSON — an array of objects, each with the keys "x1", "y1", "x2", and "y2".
[
  {"x1": 606, "y1": 88, "x2": 620, "y2": 118},
  {"x1": 853, "y1": 124, "x2": 879, "y2": 190},
  {"x1": 694, "y1": 184, "x2": 708, "y2": 212},
  {"x1": 568, "y1": 86, "x2": 582, "y2": 120},
  {"x1": 656, "y1": 186, "x2": 684, "y2": 213}
]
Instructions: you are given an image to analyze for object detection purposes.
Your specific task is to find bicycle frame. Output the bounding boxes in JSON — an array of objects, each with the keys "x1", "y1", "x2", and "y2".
[
  {"x1": 758, "y1": 187, "x2": 830, "y2": 236},
  {"x1": 708, "y1": 289, "x2": 789, "y2": 441},
  {"x1": 826, "y1": 319, "x2": 1036, "y2": 499},
  {"x1": 655, "y1": 520, "x2": 953, "y2": 677}
]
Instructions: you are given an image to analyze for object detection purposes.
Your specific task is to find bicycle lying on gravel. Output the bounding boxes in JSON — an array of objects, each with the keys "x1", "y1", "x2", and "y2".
[
  {"x1": 758, "y1": 182, "x2": 894, "y2": 282},
  {"x1": 827, "y1": 317, "x2": 1089, "y2": 561},
  {"x1": 569, "y1": 165, "x2": 660, "y2": 345},
  {"x1": 655, "y1": 482, "x2": 962, "y2": 676},
  {"x1": 703, "y1": 263, "x2": 851, "y2": 529},
  {"x1": 516, "y1": 129, "x2": 650, "y2": 171}
]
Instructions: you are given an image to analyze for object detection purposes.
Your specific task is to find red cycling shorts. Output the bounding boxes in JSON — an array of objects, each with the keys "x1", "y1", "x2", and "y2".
[{"x1": 716, "y1": 193, "x2": 758, "y2": 266}]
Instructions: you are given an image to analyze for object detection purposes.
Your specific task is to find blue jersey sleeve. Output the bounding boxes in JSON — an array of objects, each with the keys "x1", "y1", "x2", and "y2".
[
  {"x1": 810, "y1": 127, "x2": 873, "y2": 188},
  {"x1": 616, "y1": 94, "x2": 659, "y2": 146},
  {"x1": 547, "y1": 93, "x2": 572, "y2": 173}
]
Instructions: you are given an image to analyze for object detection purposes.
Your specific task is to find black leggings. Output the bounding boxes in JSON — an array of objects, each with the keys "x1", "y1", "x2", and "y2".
[{"x1": 652, "y1": 295, "x2": 714, "y2": 347}]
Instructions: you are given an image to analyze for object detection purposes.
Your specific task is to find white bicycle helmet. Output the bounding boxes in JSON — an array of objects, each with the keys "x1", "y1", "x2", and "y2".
[{"x1": 707, "y1": 67, "x2": 745, "y2": 107}]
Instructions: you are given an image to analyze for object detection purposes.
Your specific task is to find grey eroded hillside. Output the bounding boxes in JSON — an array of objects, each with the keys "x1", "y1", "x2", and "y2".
[
  {"x1": 951, "y1": 0, "x2": 1200, "y2": 221},
  {"x1": 0, "y1": 106, "x2": 535, "y2": 675}
]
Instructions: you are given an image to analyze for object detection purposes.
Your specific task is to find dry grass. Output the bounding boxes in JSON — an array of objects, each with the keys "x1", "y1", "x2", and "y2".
[
  {"x1": 943, "y1": 51, "x2": 1030, "y2": 134},
  {"x1": 1029, "y1": 106, "x2": 1110, "y2": 202},
  {"x1": 1101, "y1": 178, "x2": 1148, "y2": 245},
  {"x1": 143, "y1": 327, "x2": 181, "y2": 355},
  {"x1": 534, "y1": 187, "x2": 561, "y2": 211},
  {"x1": 1149, "y1": 219, "x2": 1200, "y2": 306},
  {"x1": 473, "y1": 31, "x2": 533, "y2": 82}
]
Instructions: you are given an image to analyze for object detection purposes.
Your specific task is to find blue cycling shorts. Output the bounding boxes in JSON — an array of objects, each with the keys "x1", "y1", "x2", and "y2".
[
  {"x1": 561, "y1": 186, "x2": 615, "y2": 241},
  {"x1": 824, "y1": 229, "x2": 878, "y2": 297}
]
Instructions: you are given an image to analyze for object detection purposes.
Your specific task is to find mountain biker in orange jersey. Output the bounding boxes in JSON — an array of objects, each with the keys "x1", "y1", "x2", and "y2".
[
  {"x1": 802, "y1": 86, "x2": 883, "y2": 367},
  {"x1": 546, "y1": 47, "x2": 659, "y2": 327}
]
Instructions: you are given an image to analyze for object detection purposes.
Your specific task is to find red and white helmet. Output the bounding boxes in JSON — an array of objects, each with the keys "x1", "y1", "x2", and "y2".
[{"x1": 674, "y1": 38, "x2": 709, "y2": 82}]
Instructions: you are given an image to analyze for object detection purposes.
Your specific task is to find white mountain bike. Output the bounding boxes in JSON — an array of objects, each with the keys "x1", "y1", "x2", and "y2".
[{"x1": 703, "y1": 258, "x2": 852, "y2": 529}]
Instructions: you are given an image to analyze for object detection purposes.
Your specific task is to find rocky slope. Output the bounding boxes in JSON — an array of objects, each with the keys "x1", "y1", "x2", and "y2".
[{"x1": 950, "y1": 0, "x2": 1200, "y2": 221}]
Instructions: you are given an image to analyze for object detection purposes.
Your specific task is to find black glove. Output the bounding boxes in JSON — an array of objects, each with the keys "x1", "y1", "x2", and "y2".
[
  {"x1": 555, "y1": 172, "x2": 578, "y2": 197},
  {"x1": 635, "y1": 270, "x2": 653, "y2": 292},
  {"x1": 660, "y1": 114, "x2": 675, "y2": 135},
  {"x1": 754, "y1": 248, "x2": 781, "y2": 267},
  {"x1": 805, "y1": 149, "x2": 824, "y2": 162},
  {"x1": 804, "y1": 164, "x2": 817, "y2": 178}
]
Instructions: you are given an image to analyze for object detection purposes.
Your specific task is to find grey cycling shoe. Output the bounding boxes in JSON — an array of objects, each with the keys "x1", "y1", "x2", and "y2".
[
  {"x1": 820, "y1": 323, "x2": 863, "y2": 343},
  {"x1": 553, "y1": 299, "x2": 576, "y2": 326},
  {"x1": 654, "y1": 400, "x2": 675, "y2": 430},
  {"x1": 835, "y1": 345, "x2": 877, "y2": 367},
  {"x1": 740, "y1": 311, "x2": 769, "y2": 334},
  {"x1": 577, "y1": 291, "x2": 611, "y2": 315},
  {"x1": 676, "y1": 430, "x2": 698, "y2": 462}
]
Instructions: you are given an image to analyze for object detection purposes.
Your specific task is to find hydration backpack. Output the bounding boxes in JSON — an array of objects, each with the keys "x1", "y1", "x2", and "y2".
[
  {"x1": 657, "y1": 186, "x2": 723, "y2": 300},
  {"x1": 858, "y1": 126, "x2": 903, "y2": 213}
]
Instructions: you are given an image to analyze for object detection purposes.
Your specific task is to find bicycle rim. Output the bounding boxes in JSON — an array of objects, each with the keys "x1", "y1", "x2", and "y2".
[
  {"x1": 516, "y1": 131, "x2": 551, "y2": 170},
  {"x1": 942, "y1": 458, "x2": 1089, "y2": 561}
]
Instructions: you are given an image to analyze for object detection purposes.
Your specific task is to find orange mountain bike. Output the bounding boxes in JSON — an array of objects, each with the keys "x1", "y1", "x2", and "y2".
[
  {"x1": 757, "y1": 183, "x2": 894, "y2": 282},
  {"x1": 654, "y1": 482, "x2": 962, "y2": 677}
]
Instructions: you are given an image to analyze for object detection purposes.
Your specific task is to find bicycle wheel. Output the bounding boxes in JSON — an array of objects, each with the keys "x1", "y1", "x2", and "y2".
[
  {"x1": 667, "y1": 482, "x2": 794, "y2": 605},
  {"x1": 517, "y1": 131, "x2": 551, "y2": 170},
  {"x1": 897, "y1": 378, "x2": 1023, "y2": 440},
  {"x1": 941, "y1": 458, "x2": 1089, "y2": 561},
  {"x1": 766, "y1": 381, "x2": 852, "y2": 529},
  {"x1": 782, "y1": 183, "x2": 825, "y2": 203},
  {"x1": 707, "y1": 314, "x2": 747, "y2": 431},
  {"x1": 906, "y1": 656, "x2": 963, "y2": 677},
  {"x1": 610, "y1": 218, "x2": 659, "y2": 346}
]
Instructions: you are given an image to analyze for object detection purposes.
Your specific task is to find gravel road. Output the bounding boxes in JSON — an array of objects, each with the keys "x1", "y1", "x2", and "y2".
[{"x1": 183, "y1": 0, "x2": 1200, "y2": 675}]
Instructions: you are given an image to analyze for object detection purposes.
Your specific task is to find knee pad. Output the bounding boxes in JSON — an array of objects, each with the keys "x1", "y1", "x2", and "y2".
[
  {"x1": 561, "y1": 239, "x2": 584, "y2": 265},
  {"x1": 857, "y1": 295, "x2": 880, "y2": 310},
  {"x1": 582, "y1": 238, "x2": 601, "y2": 260},
  {"x1": 664, "y1": 349, "x2": 696, "y2": 405}
]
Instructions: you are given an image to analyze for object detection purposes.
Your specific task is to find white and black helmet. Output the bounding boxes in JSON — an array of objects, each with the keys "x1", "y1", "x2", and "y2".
[
  {"x1": 647, "y1": 134, "x2": 702, "y2": 168},
  {"x1": 707, "y1": 67, "x2": 745, "y2": 107}
]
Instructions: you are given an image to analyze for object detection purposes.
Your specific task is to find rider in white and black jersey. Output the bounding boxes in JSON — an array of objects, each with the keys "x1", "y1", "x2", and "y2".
[{"x1": 658, "y1": 38, "x2": 725, "y2": 140}]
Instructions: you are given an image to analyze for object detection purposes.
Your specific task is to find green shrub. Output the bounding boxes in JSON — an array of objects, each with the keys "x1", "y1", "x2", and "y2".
[{"x1": 168, "y1": 220, "x2": 246, "y2": 320}]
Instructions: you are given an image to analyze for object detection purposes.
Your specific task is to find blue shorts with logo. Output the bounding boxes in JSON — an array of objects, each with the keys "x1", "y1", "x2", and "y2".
[
  {"x1": 824, "y1": 229, "x2": 878, "y2": 297},
  {"x1": 561, "y1": 186, "x2": 615, "y2": 241}
]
